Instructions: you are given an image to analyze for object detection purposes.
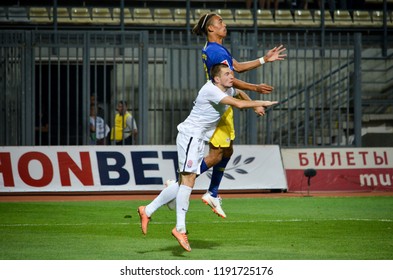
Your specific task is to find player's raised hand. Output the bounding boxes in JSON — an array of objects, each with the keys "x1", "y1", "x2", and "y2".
[
  {"x1": 265, "y1": 45, "x2": 287, "y2": 62},
  {"x1": 254, "y1": 106, "x2": 266, "y2": 116},
  {"x1": 255, "y1": 83, "x2": 273, "y2": 94}
]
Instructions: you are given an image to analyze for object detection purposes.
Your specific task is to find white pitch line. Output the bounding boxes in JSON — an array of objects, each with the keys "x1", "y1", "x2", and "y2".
[
  {"x1": 0, "y1": 223, "x2": 129, "y2": 227},
  {"x1": 0, "y1": 218, "x2": 392, "y2": 227}
]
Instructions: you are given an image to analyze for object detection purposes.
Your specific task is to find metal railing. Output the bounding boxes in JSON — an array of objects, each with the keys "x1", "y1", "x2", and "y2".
[{"x1": 1, "y1": 28, "x2": 392, "y2": 147}]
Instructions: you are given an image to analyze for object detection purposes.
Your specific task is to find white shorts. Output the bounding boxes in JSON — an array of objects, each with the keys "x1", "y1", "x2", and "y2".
[{"x1": 176, "y1": 132, "x2": 206, "y2": 175}]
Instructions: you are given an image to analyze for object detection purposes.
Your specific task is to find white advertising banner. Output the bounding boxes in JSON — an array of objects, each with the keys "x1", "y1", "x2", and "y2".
[{"x1": 0, "y1": 145, "x2": 287, "y2": 193}]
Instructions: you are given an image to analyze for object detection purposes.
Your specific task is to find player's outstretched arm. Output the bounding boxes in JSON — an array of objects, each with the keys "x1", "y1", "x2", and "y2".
[
  {"x1": 220, "y1": 96, "x2": 278, "y2": 110},
  {"x1": 236, "y1": 89, "x2": 266, "y2": 116},
  {"x1": 233, "y1": 78, "x2": 273, "y2": 95},
  {"x1": 264, "y1": 45, "x2": 287, "y2": 63},
  {"x1": 233, "y1": 45, "x2": 287, "y2": 73}
]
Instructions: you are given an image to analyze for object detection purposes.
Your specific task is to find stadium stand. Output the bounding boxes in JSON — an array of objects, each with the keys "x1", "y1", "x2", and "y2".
[
  {"x1": 0, "y1": 1, "x2": 392, "y2": 28},
  {"x1": 353, "y1": 10, "x2": 374, "y2": 27},
  {"x1": 1, "y1": 1, "x2": 392, "y2": 149},
  {"x1": 51, "y1": 7, "x2": 72, "y2": 24},
  {"x1": 173, "y1": 8, "x2": 188, "y2": 26},
  {"x1": 213, "y1": 9, "x2": 236, "y2": 26},
  {"x1": 313, "y1": 9, "x2": 334, "y2": 27},
  {"x1": 29, "y1": 7, "x2": 52, "y2": 24},
  {"x1": 7, "y1": 6, "x2": 29, "y2": 23},
  {"x1": 91, "y1": 7, "x2": 117, "y2": 25},
  {"x1": 132, "y1": 7, "x2": 153, "y2": 25},
  {"x1": 153, "y1": 8, "x2": 175, "y2": 25},
  {"x1": 234, "y1": 9, "x2": 253, "y2": 27},
  {"x1": 293, "y1": 9, "x2": 318, "y2": 27},
  {"x1": 71, "y1": 8, "x2": 92, "y2": 24},
  {"x1": 256, "y1": 9, "x2": 274, "y2": 27},
  {"x1": 113, "y1": 7, "x2": 133, "y2": 24},
  {"x1": 273, "y1": 9, "x2": 295, "y2": 27},
  {"x1": 372, "y1": 10, "x2": 384, "y2": 26},
  {"x1": 372, "y1": 10, "x2": 393, "y2": 27},
  {"x1": 330, "y1": 10, "x2": 354, "y2": 27},
  {"x1": 192, "y1": 8, "x2": 210, "y2": 25}
]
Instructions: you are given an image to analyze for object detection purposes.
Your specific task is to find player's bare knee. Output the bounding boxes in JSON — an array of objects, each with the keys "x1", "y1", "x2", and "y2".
[
  {"x1": 223, "y1": 146, "x2": 233, "y2": 158},
  {"x1": 206, "y1": 144, "x2": 224, "y2": 166}
]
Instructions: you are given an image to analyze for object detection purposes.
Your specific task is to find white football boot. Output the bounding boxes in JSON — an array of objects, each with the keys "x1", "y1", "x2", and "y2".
[{"x1": 201, "y1": 192, "x2": 226, "y2": 218}]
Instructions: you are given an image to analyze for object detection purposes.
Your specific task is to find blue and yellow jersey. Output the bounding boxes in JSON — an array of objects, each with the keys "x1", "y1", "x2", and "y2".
[
  {"x1": 202, "y1": 42, "x2": 234, "y2": 81},
  {"x1": 201, "y1": 41, "x2": 235, "y2": 147}
]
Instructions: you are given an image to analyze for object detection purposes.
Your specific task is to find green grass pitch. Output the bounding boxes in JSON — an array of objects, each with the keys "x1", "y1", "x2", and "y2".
[{"x1": 0, "y1": 196, "x2": 392, "y2": 260}]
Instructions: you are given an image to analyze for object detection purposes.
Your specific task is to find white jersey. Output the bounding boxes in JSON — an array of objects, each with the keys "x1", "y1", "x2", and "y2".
[{"x1": 177, "y1": 80, "x2": 235, "y2": 141}]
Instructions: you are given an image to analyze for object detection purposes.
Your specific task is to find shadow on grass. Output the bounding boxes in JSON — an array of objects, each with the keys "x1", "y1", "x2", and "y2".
[{"x1": 136, "y1": 239, "x2": 221, "y2": 257}]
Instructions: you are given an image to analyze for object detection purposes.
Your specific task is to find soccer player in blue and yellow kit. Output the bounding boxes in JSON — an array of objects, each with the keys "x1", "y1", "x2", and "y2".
[{"x1": 192, "y1": 13, "x2": 286, "y2": 218}]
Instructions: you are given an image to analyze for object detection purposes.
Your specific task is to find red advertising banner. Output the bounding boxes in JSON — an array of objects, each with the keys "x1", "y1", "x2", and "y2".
[{"x1": 281, "y1": 148, "x2": 393, "y2": 192}]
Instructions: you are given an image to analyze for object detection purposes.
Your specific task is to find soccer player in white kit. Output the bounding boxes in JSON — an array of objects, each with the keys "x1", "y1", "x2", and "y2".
[{"x1": 138, "y1": 63, "x2": 278, "y2": 251}]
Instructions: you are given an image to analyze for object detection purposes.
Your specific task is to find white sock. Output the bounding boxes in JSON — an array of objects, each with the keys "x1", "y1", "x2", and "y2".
[
  {"x1": 176, "y1": 184, "x2": 192, "y2": 233},
  {"x1": 145, "y1": 181, "x2": 179, "y2": 217}
]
